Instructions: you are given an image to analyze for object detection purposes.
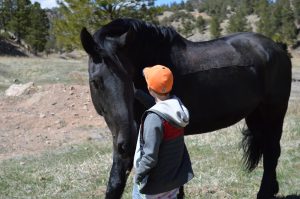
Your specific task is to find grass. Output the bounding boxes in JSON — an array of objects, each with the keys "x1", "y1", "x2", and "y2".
[
  {"x1": 0, "y1": 114, "x2": 299, "y2": 199},
  {"x1": 183, "y1": 117, "x2": 300, "y2": 199},
  {"x1": 0, "y1": 141, "x2": 112, "y2": 199},
  {"x1": 292, "y1": 56, "x2": 300, "y2": 68},
  {"x1": 0, "y1": 57, "x2": 88, "y2": 93}
]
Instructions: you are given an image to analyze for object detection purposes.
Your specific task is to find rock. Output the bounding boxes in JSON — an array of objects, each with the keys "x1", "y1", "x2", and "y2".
[
  {"x1": 13, "y1": 79, "x2": 20, "y2": 83},
  {"x1": 5, "y1": 82, "x2": 34, "y2": 96}
]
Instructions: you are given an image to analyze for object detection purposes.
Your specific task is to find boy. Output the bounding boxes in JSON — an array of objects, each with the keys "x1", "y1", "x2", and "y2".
[{"x1": 133, "y1": 65, "x2": 194, "y2": 199}]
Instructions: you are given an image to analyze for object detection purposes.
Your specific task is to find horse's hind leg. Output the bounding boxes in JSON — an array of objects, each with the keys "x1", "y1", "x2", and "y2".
[
  {"x1": 257, "y1": 107, "x2": 286, "y2": 199},
  {"x1": 244, "y1": 103, "x2": 288, "y2": 199}
]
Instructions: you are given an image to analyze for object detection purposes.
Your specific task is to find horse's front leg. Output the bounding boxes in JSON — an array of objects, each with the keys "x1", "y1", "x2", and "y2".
[{"x1": 105, "y1": 150, "x2": 133, "y2": 199}]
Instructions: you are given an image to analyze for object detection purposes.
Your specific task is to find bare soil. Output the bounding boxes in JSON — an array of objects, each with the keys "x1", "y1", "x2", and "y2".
[{"x1": 0, "y1": 84, "x2": 108, "y2": 160}]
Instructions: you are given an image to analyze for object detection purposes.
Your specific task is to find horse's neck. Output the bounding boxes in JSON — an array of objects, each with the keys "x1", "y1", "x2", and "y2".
[{"x1": 132, "y1": 32, "x2": 193, "y2": 77}]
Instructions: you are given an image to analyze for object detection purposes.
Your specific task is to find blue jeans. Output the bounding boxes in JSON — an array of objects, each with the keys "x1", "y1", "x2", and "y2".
[
  {"x1": 132, "y1": 183, "x2": 144, "y2": 199},
  {"x1": 132, "y1": 183, "x2": 179, "y2": 199}
]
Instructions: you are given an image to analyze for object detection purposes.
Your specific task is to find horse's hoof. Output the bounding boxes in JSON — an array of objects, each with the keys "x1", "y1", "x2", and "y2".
[
  {"x1": 257, "y1": 191, "x2": 276, "y2": 199},
  {"x1": 257, "y1": 180, "x2": 279, "y2": 199}
]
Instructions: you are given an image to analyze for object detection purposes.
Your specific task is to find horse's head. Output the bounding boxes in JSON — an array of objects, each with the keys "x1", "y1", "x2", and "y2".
[{"x1": 80, "y1": 27, "x2": 137, "y2": 158}]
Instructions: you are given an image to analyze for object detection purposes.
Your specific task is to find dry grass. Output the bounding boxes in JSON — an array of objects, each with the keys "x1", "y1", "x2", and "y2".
[
  {"x1": 0, "y1": 57, "x2": 88, "y2": 93},
  {"x1": 0, "y1": 140, "x2": 112, "y2": 199},
  {"x1": 292, "y1": 56, "x2": 300, "y2": 68}
]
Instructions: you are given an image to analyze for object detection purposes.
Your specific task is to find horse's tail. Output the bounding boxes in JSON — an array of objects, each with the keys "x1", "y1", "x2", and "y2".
[{"x1": 241, "y1": 127, "x2": 263, "y2": 172}]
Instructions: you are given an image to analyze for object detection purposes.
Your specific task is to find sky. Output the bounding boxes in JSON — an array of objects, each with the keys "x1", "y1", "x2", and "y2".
[{"x1": 30, "y1": 0, "x2": 183, "y2": 9}]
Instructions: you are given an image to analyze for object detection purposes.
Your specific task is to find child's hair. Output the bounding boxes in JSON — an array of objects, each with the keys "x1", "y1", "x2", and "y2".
[{"x1": 143, "y1": 65, "x2": 173, "y2": 95}]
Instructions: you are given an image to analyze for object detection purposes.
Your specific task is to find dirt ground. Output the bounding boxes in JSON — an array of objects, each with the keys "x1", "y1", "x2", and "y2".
[
  {"x1": 1, "y1": 63, "x2": 300, "y2": 161},
  {"x1": 0, "y1": 84, "x2": 108, "y2": 160}
]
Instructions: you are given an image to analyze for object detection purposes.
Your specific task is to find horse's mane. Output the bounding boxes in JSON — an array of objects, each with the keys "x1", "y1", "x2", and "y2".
[{"x1": 94, "y1": 18, "x2": 179, "y2": 48}]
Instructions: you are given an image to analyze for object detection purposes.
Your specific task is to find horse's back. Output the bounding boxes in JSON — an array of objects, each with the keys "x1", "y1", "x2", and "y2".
[
  {"x1": 174, "y1": 32, "x2": 292, "y2": 135},
  {"x1": 225, "y1": 32, "x2": 292, "y2": 100}
]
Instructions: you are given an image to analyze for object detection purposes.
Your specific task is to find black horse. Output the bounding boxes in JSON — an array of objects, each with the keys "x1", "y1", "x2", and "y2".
[{"x1": 80, "y1": 18, "x2": 292, "y2": 199}]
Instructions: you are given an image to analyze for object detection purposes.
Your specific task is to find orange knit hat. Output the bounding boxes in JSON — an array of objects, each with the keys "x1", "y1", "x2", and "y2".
[{"x1": 143, "y1": 65, "x2": 173, "y2": 94}]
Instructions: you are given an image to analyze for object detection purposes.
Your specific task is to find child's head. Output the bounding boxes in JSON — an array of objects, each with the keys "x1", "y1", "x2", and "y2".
[{"x1": 143, "y1": 65, "x2": 173, "y2": 97}]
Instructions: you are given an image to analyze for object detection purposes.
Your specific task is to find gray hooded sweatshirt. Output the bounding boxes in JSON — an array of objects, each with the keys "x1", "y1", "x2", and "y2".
[{"x1": 134, "y1": 95, "x2": 194, "y2": 195}]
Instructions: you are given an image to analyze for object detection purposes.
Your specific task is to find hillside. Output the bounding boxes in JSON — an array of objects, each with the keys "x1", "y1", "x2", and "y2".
[{"x1": 158, "y1": 10, "x2": 298, "y2": 43}]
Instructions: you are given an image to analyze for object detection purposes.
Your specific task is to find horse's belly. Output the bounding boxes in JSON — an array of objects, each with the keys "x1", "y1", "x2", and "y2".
[{"x1": 176, "y1": 66, "x2": 263, "y2": 134}]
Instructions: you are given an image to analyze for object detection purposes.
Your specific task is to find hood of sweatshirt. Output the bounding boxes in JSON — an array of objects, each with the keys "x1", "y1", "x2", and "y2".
[{"x1": 148, "y1": 95, "x2": 189, "y2": 128}]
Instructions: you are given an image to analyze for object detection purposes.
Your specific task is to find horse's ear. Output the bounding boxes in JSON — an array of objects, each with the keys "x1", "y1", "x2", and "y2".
[
  {"x1": 80, "y1": 28, "x2": 99, "y2": 57},
  {"x1": 117, "y1": 27, "x2": 135, "y2": 47}
]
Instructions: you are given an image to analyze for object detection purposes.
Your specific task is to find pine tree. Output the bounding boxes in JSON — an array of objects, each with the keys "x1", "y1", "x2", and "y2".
[
  {"x1": 256, "y1": 0, "x2": 275, "y2": 38},
  {"x1": 278, "y1": 0, "x2": 297, "y2": 44},
  {"x1": 7, "y1": 0, "x2": 31, "y2": 42},
  {"x1": 185, "y1": 1, "x2": 194, "y2": 12},
  {"x1": 181, "y1": 19, "x2": 194, "y2": 37},
  {"x1": 195, "y1": 15, "x2": 206, "y2": 34},
  {"x1": 25, "y1": 2, "x2": 49, "y2": 54},
  {"x1": 291, "y1": 0, "x2": 300, "y2": 24},
  {"x1": 227, "y1": 8, "x2": 249, "y2": 33},
  {"x1": 210, "y1": 16, "x2": 221, "y2": 39},
  {"x1": 53, "y1": 0, "x2": 159, "y2": 50},
  {"x1": 241, "y1": 0, "x2": 258, "y2": 15},
  {"x1": 53, "y1": 0, "x2": 100, "y2": 50},
  {"x1": 0, "y1": 0, "x2": 15, "y2": 32}
]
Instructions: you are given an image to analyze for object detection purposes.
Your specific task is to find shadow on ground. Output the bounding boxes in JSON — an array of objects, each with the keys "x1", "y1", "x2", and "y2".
[{"x1": 276, "y1": 194, "x2": 300, "y2": 199}]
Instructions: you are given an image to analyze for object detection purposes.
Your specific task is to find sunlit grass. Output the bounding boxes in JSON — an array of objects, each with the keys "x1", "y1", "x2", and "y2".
[
  {"x1": 0, "y1": 57, "x2": 88, "y2": 93},
  {"x1": 0, "y1": 140, "x2": 112, "y2": 199}
]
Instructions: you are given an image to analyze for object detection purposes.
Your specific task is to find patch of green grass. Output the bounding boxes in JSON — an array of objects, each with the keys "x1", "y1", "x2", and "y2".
[{"x1": 0, "y1": 141, "x2": 112, "y2": 199}]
